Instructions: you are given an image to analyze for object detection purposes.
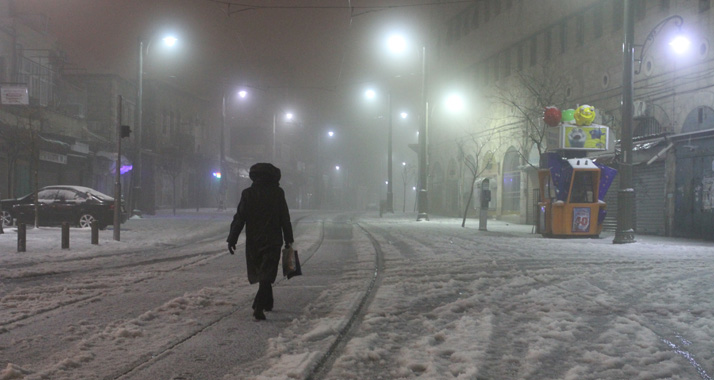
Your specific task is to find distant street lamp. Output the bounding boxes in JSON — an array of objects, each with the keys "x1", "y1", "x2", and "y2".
[
  {"x1": 135, "y1": 34, "x2": 178, "y2": 215},
  {"x1": 385, "y1": 33, "x2": 429, "y2": 221},
  {"x1": 615, "y1": 2, "x2": 688, "y2": 244},
  {"x1": 365, "y1": 88, "x2": 394, "y2": 213},
  {"x1": 273, "y1": 112, "x2": 295, "y2": 163}
]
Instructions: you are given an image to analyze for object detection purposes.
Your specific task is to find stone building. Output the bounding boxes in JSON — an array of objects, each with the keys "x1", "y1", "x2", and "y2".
[
  {"x1": 426, "y1": 0, "x2": 714, "y2": 239},
  {"x1": 0, "y1": 1, "x2": 222, "y2": 218}
]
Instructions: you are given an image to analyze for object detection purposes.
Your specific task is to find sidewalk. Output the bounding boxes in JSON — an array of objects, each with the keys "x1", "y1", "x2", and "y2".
[
  {"x1": 0, "y1": 209, "x2": 231, "y2": 265},
  {"x1": 371, "y1": 211, "x2": 714, "y2": 248}
]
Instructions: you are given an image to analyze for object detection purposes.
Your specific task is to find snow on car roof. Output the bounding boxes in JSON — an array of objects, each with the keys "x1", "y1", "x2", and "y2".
[{"x1": 44, "y1": 185, "x2": 114, "y2": 201}]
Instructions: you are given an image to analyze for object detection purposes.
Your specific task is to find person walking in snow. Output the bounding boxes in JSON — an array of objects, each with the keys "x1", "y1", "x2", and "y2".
[{"x1": 227, "y1": 163, "x2": 294, "y2": 321}]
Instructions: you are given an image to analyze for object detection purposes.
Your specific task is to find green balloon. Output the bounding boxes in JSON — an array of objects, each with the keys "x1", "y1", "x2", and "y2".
[{"x1": 561, "y1": 109, "x2": 575, "y2": 122}]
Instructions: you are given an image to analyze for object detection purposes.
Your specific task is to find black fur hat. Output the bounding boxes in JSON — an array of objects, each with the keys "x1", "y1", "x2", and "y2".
[{"x1": 249, "y1": 163, "x2": 281, "y2": 183}]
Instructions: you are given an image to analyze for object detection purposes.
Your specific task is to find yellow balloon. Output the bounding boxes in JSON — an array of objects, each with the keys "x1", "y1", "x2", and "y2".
[{"x1": 574, "y1": 105, "x2": 595, "y2": 126}]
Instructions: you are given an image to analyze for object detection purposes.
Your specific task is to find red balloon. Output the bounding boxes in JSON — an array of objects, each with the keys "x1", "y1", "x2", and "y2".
[{"x1": 543, "y1": 107, "x2": 561, "y2": 127}]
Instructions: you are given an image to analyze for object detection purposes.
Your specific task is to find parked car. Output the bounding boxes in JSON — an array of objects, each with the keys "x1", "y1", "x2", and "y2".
[{"x1": 1, "y1": 186, "x2": 125, "y2": 229}]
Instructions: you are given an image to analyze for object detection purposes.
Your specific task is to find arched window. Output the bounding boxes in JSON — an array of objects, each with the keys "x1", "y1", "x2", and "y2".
[
  {"x1": 682, "y1": 106, "x2": 714, "y2": 133},
  {"x1": 502, "y1": 147, "x2": 520, "y2": 213}
]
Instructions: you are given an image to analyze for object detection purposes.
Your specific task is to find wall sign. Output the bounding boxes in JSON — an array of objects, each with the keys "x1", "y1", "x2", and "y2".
[{"x1": 39, "y1": 151, "x2": 68, "y2": 165}]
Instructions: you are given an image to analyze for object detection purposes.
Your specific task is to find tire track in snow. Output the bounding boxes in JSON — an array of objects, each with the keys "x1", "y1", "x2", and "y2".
[
  {"x1": 0, "y1": 215, "x2": 313, "y2": 332},
  {"x1": 109, "y1": 213, "x2": 333, "y2": 380},
  {"x1": 305, "y1": 221, "x2": 385, "y2": 380}
]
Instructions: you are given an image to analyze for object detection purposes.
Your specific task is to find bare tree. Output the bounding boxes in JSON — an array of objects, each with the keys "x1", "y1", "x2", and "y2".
[
  {"x1": 458, "y1": 128, "x2": 496, "y2": 228},
  {"x1": 494, "y1": 65, "x2": 571, "y2": 169}
]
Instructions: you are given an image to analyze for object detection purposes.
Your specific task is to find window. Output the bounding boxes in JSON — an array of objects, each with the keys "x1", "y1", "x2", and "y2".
[
  {"x1": 502, "y1": 50, "x2": 511, "y2": 77},
  {"x1": 502, "y1": 147, "x2": 521, "y2": 213},
  {"x1": 635, "y1": 0, "x2": 646, "y2": 21},
  {"x1": 37, "y1": 190, "x2": 58, "y2": 202},
  {"x1": 613, "y1": 0, "x2": 623, "y2": 32},
  {"x1": 484, "y1": 0, "x2": 490, "y2": 23},
  {"x1": 593, "y1": 4, "x2": 603, "y2": 39},
  {"x1": 700, "y1": 0, "x2": 710, "y2": 12},
  {"x1": 56, "y1": 190, "x2": 80, "y2": 202},
  {"x1": 471, "y1": 6, "x2": 479, "y2": 29},
  {"x1": 517, "y1": 43, "x2": 524, "y2": 71},
  {"x1": 492, "y1": 56, "x2": 500, "y2": 82},
  {"x1": 560, "y1": 22, "x2": 567, "y2": 54},
  {"x1": 544, "y1": 29, "x2": 552, "y2": 61},
  {"x1": 493, "y1": 0, "x2": 501, "y2": 16},
  {"x1": 576, "y1": 14, "x2": 585, "y2": 47},
  {"x1": 530, "y1": 35, "x2": 538, "y2": 66},
  {"x1": 569, "y1": 172, "x2": 596, "y2": 203},
  {"x1": 660, "y1": 0, "x2": 670, "y2": 11}
]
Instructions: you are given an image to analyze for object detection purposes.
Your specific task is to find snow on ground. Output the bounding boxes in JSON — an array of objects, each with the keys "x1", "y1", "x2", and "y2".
[
  {"x1": 237, "y1": 213, "x2": 714, "y2": 379},
  {"x1": 2, "y1": 210, "x2": 714, "y2": 379}
]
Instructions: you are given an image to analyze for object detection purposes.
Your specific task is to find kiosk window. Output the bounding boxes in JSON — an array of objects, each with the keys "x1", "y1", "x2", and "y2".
[{"x1": 570, "y1": 172, "x2": 596, "y2": 203}]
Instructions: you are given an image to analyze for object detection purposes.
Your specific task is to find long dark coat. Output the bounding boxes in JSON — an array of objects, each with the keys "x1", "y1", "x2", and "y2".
[{"x1": 227, "y1": 163, "x2": 294, "y2": 284}]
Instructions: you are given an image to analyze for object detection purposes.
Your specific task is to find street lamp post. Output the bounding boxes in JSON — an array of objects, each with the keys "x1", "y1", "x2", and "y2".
[
  {"x1": 387, "y1": 91, "x2": 394, "y2": 213},
  {"x1": 614, "y1": 1, "x2": 687, "y2": 244},
  {"x1": 272, "y1": 112, "x2": 293, "y2": 163},
  {"x1": 134, "y1": 35, "x2": 177, "y2": 215},
  {"x1": 417, "y1": 46, "x2": 429, "y2": 221},
  {"x1": 135, "y1": 38, "x2": 145, "y2": 216},
  {"x1": 219, "y1": 91, "x2": 227, "y2": 210},
  {"x1": 365, "y1": 88, "x2": 394, "y2": 213}
]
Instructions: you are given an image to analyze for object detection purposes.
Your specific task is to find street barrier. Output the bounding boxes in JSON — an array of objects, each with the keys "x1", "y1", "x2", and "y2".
[
  {"x1": 61, "y1": 222, "x2": 70, "y2": 249},
  {"x1": 91, "y1": 221, "x2": 99, "y2": 245},
  {"x1": 17, "y1": 223, "x2": 26, "y2": 252}
]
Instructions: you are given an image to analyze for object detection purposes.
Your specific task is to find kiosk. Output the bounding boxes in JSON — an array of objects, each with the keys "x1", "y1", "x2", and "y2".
[
  {"x1": 538, "y1": 155, "x2": 615, "y2": 237},
  {"x1": 537, "y1": 105, "x2": 617, "y2": 238}
]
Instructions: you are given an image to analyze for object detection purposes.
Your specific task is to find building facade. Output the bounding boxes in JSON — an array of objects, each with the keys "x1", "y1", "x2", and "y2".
[
  {"x1": 0, "y1": 2, "x2": 223, "y2": 217},
  {"x1": 425, "y1": 0, "x2": 714, "y2": 239}
]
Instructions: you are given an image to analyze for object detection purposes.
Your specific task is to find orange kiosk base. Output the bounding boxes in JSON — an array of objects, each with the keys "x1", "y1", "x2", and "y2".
[{"x1": 537, "y1": 155, "x2": 616, "y2": 238}]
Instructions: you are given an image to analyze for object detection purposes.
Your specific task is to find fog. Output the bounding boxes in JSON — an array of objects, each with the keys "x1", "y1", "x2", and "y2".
[{"x1": 3, "y1": 1, "x2": 444, "y2": 213}]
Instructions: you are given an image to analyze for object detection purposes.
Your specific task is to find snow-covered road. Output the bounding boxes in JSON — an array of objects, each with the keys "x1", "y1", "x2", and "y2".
[{"x1": 2, "y1": 210, "x2": 714, "y2": 379}]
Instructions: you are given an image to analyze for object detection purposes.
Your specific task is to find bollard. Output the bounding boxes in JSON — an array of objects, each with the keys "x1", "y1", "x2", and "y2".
[
  {"x1": 61, "y1": 222, "x2": 70, "y2": 249},
  {"x1": 91, "y1": 221, "x2": 99, "y2": 245},
  {"x1": 18, "y1": 223, "x2": 26, "y2": 252}
]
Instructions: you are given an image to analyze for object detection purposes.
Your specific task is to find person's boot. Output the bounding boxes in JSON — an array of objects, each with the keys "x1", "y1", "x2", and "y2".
[{"x1": 253, "y1": 308, "x2": 266, "y2": 320}]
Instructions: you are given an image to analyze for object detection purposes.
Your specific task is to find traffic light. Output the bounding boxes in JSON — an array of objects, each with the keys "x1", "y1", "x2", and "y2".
[{"x1": 120, "y1": 125, "x2": 132, "y2": 138}]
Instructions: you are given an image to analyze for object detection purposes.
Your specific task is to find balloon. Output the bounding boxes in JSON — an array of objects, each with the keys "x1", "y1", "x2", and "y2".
[
  {"x1": 574, "y1": 105, "x2": 596, "y2": 126},
  {"x1": 543, "y1": 106, "x2": 561, "y2": 127},
  {"x1": 561, "y1": 109, "x2": 575, "y2": 123}
]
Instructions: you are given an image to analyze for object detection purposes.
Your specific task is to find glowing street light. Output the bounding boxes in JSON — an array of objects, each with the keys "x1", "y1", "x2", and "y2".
[
  {"x1": 163, "y1": 36, "x2": 178, "y2": 47},
  {"x1": 273, "y1": 111, "x2": 295, "y2": 163},
  {"x1": 616, "y1": 4, "x2": 688, "y2": 244},
  {"x1": 400, "y1": 112, "x2": 408, "y2": 119},
  {"x1": 365, "y1": 87, "x2": 395, "y2": 213},
  {"x1": 135, "y1": 33, "x2": 178, "y2": 215},
  {"x1": 387, "y1": 34, "x2": 407, "y2": 54},
  {"x1": 669, "y1": 35, "x2": 691, "y2": 54},
  {"x1": 382, "y1": 32, "x2": 429, "y2": 220},
  {"x1": 445, "y1": 94, "x2": 465, "y2": 113}
]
